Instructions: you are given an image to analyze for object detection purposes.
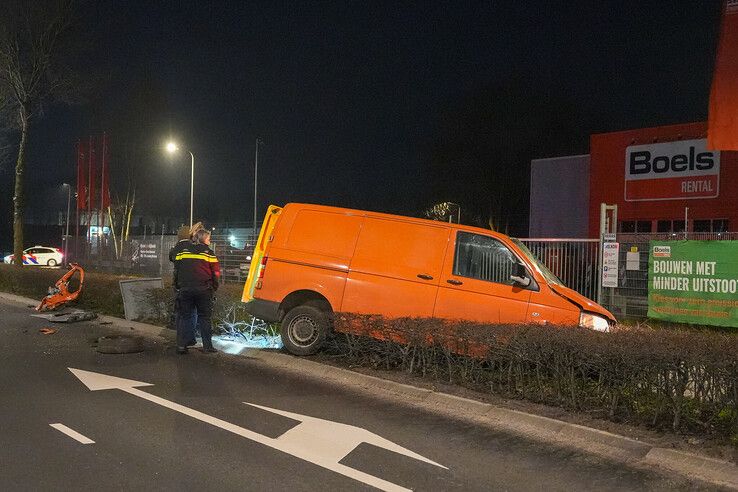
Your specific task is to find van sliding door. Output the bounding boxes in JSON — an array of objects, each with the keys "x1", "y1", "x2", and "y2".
[{"x1": 341, "y1": 218, "x2": 450, "y2": 318}]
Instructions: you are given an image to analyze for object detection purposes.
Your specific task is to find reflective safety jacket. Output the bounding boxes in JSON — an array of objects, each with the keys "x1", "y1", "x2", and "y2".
[
  {"x1": 174, "y1": 243, "x2": 220, "y2": 291},
  {"x1": 169, "y1": 239, "x2": 192, "y2": 263}
]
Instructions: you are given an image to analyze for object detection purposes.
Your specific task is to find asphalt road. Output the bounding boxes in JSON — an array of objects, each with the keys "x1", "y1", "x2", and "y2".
[{"x1": 0, "y1": 299, "x2": 705, "y2": 491}]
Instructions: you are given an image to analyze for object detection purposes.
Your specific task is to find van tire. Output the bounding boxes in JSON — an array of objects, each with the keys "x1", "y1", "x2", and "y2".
[{"x1": 280, "y1": 304, "x2": 329, "y2": 356}]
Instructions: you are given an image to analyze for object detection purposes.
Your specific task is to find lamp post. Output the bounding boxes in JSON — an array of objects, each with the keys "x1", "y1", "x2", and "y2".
[
  {"x1": 448, "y1": 202, "x2": 461, "y2": 224},
  {"x1": 165, "y1": 141, "x2": 195, "y2": 227},
  {"x1": 253, "y1": 138, "x2": 262, "y2": 241},
  {"x1": 63, "y1": 183, "x2": 72, "y2": 265}
]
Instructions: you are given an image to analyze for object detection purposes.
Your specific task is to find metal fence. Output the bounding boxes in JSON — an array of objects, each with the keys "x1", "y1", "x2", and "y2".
[
  {"x1": 67, "y1": 230, "x2": 258, "y2": 284},
  {"x1": 68, "y1": 227, "x2": 735, "y2": 321},
  {"x1": 520, "y1": 238, "x2": 600, "y2": 302},
  {"x1": 67, "y1": 234, "x2": 180, "y2": 277},
  {"x1": 210, "y1": 234, "x2": 256, "y2": 284}
]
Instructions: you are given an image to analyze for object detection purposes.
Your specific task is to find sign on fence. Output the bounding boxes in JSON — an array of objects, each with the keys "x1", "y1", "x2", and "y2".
[
  {"x1": 133, "y1": 242, "x2": 159, "y2": 268},
  {"x1": 648, "y1": 240, "x2": 738, "y2": 327},
  {"x1": 602, "y1": 241, "x2": 619, "y2": 288}
]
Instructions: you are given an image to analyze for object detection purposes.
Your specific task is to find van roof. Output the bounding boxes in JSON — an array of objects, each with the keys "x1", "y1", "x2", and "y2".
[{"x1": 282, "y1": 203, "x2": 514, "y2": 240}]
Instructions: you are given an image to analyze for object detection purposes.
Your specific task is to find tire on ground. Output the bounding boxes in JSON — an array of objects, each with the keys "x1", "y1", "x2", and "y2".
[
  {"x1": 95, "y1": 335, "x2": 145, "y2": 354},
  {"x1": 280, "y1": 303, "x2": 330, "y2": 356},
  {"x1": 47, "y1": 259, "x2": 57, "y2": 266}
]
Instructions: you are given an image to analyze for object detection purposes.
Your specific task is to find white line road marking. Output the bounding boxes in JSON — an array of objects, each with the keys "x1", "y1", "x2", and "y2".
[
  {"x1": 68, "y1": 368, "x2": 446, "y2": 492},
  {"x1": 49, "y1": 423, "x2": 95, "y2": 444}
]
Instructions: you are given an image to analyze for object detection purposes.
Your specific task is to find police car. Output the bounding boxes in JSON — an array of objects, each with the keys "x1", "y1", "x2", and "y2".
[{"x1": 3, "y1": 246, "x2": 64, "y2": 266}]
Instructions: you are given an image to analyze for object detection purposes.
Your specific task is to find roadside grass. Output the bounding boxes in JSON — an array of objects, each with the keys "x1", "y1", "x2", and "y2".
[{"x1": 617, "y1": 315, "x2": 738, "y2": 334}]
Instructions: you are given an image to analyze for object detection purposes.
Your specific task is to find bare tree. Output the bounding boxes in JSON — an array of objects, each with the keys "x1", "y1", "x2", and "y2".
[
  {"x1": 0, "y1": 0, "x2": 81, "y2": 265},
  {"x1": 107, "y1": 185, "x2": 136, "y2": 260}
]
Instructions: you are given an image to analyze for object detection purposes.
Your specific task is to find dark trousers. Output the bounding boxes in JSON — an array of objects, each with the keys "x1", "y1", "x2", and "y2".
[
  {"x1": 176, "y1": 288, "x2": 214, "y2": 349},
  {"x1": 173, "y1": 295, "x2": 198, "y2": 340}
]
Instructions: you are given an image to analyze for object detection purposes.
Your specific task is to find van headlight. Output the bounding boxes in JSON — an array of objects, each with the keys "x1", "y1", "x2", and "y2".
[{"x1": 579, "y1": 312, "x2": 610, "y2": 332}]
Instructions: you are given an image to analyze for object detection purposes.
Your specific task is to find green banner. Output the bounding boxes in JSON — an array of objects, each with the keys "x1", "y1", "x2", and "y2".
[{"x1": 648, "y1": 240, "x2": 738, "y2": 327}]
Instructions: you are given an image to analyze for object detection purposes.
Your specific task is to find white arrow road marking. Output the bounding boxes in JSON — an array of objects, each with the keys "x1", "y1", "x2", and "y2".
[
  {"x1": 68, "y1": 368, "x2": 445, "y2": 492},
  {"x1": 246, "y1": 403, "x2": 446, "y2": 468},
  {"x1": 50, "y1": 423, "x2": 95, "y2": 444}
]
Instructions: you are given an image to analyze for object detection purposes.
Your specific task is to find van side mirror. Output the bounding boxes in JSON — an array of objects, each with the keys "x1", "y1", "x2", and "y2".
[{"x1": 510, "y1": 262, "x2": 531, "y2": 287}]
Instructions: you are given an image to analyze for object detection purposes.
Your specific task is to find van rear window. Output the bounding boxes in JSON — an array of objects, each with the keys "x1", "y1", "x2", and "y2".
[{"x1": 286, "y1": 210, "x2": 362, "y2": 258}]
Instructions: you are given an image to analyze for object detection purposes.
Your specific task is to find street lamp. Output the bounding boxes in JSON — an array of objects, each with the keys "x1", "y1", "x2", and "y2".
[
  {"x1": 62, "y1": 183, "x2": 72, "y2": 265},
  {"x1": 165, "y1": 141, "x2": 195, "y2": 227},
  {"x1": 253, "y1": 138, "x2": 263, "y2": 241}
]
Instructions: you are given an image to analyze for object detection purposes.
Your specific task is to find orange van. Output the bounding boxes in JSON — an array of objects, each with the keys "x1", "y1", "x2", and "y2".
[{"x1": 242, "y1": 203, "x2": 615, "y2": 355}]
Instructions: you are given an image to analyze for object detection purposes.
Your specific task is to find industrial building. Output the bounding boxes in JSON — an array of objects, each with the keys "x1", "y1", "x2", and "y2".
[{"x1": 529, "y1": 122, "x2": 737, "y2": 238}]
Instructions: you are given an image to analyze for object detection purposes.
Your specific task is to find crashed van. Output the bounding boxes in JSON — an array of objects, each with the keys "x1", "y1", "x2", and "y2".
[{"x1": 242, "y1": 203, "x2": 615, "y2": 355}]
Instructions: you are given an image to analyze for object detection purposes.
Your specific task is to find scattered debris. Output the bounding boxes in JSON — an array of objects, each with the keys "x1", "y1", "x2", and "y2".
[
  {"x1": 39, "y1": 328, "x2": 57, "y2": 335},
  {"x1": 31, "y1": 309, "x2": 97, "y2": 323},
  {"x1": 95, "y1": 335, "x2": 144, "y2": 354},
  {"x1": 36, "y1": 264, "x2": 85, "y2": 312},
  {"x1": 48, "y1": 311, "x2": 97, "y2": 323}
]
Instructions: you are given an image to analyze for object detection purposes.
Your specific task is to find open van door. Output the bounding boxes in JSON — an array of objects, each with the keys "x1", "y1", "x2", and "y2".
[{"x1": 242, "y1": 205, "x2": 282, "y2": 303}]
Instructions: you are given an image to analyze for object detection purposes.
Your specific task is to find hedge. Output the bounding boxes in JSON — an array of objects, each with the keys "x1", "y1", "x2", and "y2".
[
  {"x1": 0, "y1": 264, "x2": 129, "y2": 317},
  {"x1": 140, "y1": 282, "x2": 251, "y2": 330},
  {"x1": 331, "y1": 315, "x2": 738, "y2": 443}
]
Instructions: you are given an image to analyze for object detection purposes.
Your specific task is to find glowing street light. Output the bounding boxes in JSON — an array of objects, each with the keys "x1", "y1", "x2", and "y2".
[{"x1": 165, "y1": 140, "x2": 195, "y2": 227}]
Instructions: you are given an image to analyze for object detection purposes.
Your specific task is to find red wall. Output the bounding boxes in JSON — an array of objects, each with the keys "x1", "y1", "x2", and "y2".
[{"x1": 588, "y1": 122, "x2": 738, "y2": 237}]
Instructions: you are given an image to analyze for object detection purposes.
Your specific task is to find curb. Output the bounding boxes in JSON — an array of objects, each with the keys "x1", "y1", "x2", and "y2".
[{"x1": 1, "y1": 292, "x2": 735, "y2": 489}]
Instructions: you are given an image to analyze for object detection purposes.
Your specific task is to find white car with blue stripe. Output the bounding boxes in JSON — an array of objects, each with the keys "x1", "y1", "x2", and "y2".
[{"x1": 3, "y1": 246, "x2": 64, "y2": 266}]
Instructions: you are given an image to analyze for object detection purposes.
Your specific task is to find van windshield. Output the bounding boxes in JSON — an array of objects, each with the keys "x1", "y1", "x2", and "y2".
[{"x1": 511, "y1": 238, "x2": 562, "y2": 286}]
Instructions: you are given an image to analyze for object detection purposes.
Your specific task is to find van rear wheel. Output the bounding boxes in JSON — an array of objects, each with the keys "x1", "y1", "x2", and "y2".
[{"x1": 281, "y1": 305, "x2": 329, "y2": 356}]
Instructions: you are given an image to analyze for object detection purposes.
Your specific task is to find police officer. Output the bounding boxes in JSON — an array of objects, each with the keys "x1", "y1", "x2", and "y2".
[
  {"x1": 169, "y1": 222, "x2": 203, "y2": 262},
  {"x1": 174, "y1": 228, "x2": 220, "y2": 354},
  {"x1": 169, "y1": 222, "x2": 202, "y2": 346}
]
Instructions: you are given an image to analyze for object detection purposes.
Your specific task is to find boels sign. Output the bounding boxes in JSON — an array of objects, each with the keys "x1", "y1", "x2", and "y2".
[{"x1": 624, "y1": 138, "x2": 720, "y2": 201}]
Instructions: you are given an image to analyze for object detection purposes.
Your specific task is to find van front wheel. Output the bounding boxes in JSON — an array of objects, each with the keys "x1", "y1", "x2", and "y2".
[{"x1": 281, "y1": 305, "x2": 329, "y2": 356}]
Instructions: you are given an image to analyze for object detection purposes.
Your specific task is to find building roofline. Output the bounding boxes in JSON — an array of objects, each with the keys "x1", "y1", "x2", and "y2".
[{"x1": 531, "y1": 154, "x2": 590, "y2": 163}]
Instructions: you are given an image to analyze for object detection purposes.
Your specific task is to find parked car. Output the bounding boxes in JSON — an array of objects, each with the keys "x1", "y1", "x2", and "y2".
[
  {"x1": 242, "y1": 203, "x2": 616, "y2": 355},
  {"x1": 3, "y1": 246, "x2": 64, "y2": 266}
]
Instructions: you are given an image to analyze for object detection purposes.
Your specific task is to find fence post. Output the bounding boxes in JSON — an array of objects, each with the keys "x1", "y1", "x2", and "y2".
[
  {"x1": 159, "y1": 224, "x2": 165, "y2": 277},
  {"x1": 598, "y1": 203, "x2": 618, "y2": 305}
]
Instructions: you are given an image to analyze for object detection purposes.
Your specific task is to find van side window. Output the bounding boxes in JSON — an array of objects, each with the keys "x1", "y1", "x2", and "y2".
[{"x1": 453, "y1": 232, "x2": 517, "y2": 285}]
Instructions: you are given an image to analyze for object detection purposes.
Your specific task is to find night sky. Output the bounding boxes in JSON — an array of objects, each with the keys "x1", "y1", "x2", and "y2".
[{"x1": 0, "y1": 1, "x2": 724, "y2": 250}]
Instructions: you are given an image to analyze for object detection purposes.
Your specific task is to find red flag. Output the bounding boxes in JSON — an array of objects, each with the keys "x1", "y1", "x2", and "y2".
[
  {"x1": 708, "y1": 1, "x2": 738, "y2": 150},
  {"x1": 76, "y1": 140, "x2": 87, "y2": 210},
  {"x1": 100, "y1": 133, "x2": 110, "y2": 210},
  {"x1": 87, "y1": 135, "x2": 97, "y2": 212}
]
